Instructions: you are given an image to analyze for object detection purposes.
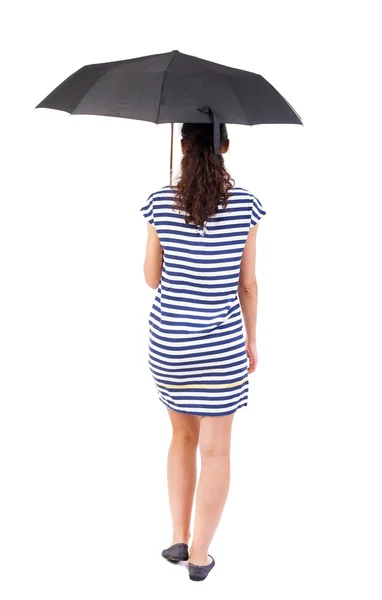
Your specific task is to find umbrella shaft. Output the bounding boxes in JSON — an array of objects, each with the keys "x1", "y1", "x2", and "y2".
[{"x1": 170, "y1": 123, "x2": 174, "y2": 186}]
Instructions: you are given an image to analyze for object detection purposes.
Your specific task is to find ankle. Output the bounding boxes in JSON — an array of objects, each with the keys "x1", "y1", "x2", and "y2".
[
  {"x1": 172, "y1": 532, "x2": 190, "y2": 545},
  {"x1": 189, "y1": 546, "x2": 209, "y2": 563}
]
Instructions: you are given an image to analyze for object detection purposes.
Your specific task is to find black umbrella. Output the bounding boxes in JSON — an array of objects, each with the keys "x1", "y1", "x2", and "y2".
[{"x1": 35, "y1": 50, "x2": 303, "y2": 184}]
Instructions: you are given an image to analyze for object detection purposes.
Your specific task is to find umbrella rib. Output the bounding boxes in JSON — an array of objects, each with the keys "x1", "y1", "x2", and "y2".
[
  {"x1": 156, "y1": 52, "x2": 178, "y2": 124},
  {"x1": 226, "y1": 76, "x2": 251, "y2": 125},
  {"x1": 72, "y1": 66, "x2": 110, "y2": 114}
]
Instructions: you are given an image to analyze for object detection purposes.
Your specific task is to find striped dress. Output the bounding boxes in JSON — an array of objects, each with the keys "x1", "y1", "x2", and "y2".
[{"x1": 140, "y1": 186, "x2": 266, "y2": 416}]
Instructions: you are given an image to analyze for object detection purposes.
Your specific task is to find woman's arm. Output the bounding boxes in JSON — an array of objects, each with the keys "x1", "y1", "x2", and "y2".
[
  {"x1": 143, "y1": 222, "x2": 163, "y2": 289},
  {"x1": 238, "y1": 225, "x2": 259, "y2": 373}
]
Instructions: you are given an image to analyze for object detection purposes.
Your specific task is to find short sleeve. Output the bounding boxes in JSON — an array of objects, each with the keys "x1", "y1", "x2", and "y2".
[
  {"x1": 140, "y1": 194, "x2": 156, "y2": 229},
  {"x1": 249, "y1": 195, "x2": 266, "y2": 229}
]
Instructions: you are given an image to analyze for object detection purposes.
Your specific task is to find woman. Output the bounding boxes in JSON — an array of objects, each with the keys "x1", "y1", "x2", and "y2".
[{"x1": 140, "y1": 122, "x2": 266, "y2": 581}]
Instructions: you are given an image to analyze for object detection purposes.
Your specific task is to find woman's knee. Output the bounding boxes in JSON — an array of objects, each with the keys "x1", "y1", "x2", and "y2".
[
  {"x1": 198, "y1": 414, "x2": 234, "y2": 458},
  {"x1": 199, "y1": 435, "x2": 231, "y2": 458},
  {"x1": 167, "y1": 409, "x2": 200, "y2": 445},
  {"x1": 172, "y1": 427, "x2": 199, "y2": 446}
]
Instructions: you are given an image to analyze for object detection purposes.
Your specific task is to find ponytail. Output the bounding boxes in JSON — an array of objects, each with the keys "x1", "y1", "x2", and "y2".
[{"x1": 173, "y1": 123, "x2": 235, "y2": 228}]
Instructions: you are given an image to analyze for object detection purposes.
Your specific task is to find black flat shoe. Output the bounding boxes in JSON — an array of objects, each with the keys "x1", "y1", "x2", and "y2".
[
  {"x1": 189, "y1": 555, "x2": 215, "y2": 581},
  {"x1": 161, "y1": 542, "x2": 189, "y2": 562}
]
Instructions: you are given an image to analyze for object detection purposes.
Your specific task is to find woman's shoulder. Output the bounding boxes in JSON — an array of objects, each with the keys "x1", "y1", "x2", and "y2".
[
  {"x1": 143, "y1": 186, "x2": 177, "y2": 208},
  {"x1": 229, "y1": 185, "x2": 252, "y2": 195},
  {"x1": 149, "y1": 185, "x2": 177, "y2": 198},
  {"x1": 228, "y1": 186, "x2": 257, "y2": 201}
]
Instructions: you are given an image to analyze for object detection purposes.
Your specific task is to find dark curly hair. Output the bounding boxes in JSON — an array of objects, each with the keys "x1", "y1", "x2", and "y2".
[{"x1": 173, "y1": 123, "x2": 235, "y2": 228}]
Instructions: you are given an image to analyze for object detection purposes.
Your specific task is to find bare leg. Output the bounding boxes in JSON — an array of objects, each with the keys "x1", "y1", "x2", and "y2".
[
  {"x1": 189, "y1": 412, "x2": 235, "y2": 565},
  {"x1": 166, "y1": 407, "x2": 201, "y2": 544}
]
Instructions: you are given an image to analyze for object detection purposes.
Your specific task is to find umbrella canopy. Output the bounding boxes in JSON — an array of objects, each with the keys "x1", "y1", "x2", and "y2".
[{"x1": 35, "y1": 50, "x2": 303, "y2": 180}]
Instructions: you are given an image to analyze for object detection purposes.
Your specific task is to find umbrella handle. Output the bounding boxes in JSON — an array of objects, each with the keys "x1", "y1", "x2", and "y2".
[{"x1": 170, "y1": 123, "x2": 174, "y2": 187}]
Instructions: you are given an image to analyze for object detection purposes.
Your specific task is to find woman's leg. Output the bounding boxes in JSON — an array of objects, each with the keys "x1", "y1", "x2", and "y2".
[
  {"x1": 166, "y1": 407, "x2": 201, "y2": 545},
  {"x1": 189, "y1": 412, "x2": 235, "y2": 565}
]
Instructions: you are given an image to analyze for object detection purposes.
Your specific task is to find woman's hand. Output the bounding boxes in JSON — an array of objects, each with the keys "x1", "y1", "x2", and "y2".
[{"x1": 246, "y1": 341, "x2": 258, "y2": 374}]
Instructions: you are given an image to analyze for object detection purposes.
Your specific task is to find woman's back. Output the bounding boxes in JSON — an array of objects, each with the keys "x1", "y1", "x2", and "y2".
[{"x1": 141, "y1": 185, "x2": 265, "y2": 337}]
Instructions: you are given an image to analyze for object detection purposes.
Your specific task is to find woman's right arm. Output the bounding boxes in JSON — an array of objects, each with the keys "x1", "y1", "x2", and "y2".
[{"x1": 238, "y1": 225, "x2": 259, "y2": 373}]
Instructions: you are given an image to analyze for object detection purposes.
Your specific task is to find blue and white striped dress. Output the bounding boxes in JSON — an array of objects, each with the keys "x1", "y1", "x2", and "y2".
[{"x1": 140, "y1": 186, "x2": 266, "y2": 416}]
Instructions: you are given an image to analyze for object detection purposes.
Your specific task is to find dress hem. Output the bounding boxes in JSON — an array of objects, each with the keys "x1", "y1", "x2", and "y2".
[{"x1": 159, "y1": 397, "x2": 248, "y2": 417}]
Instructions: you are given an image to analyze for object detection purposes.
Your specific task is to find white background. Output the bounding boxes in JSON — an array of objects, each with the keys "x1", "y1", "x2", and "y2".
[{"x1": 1, "y1": 1, "x2": 381, "y2": 598}]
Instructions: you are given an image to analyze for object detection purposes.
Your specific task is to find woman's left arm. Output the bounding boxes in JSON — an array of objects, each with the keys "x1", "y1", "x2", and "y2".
[{"x1": 143, "y1": 222, "x2": 163, "y2": 289}]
